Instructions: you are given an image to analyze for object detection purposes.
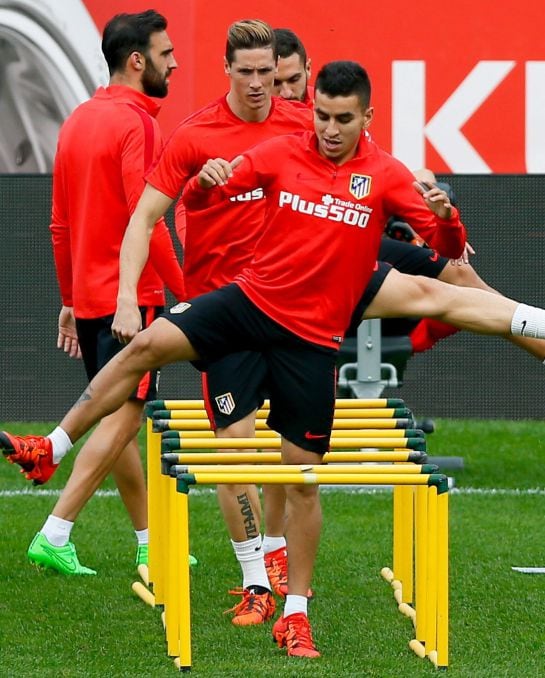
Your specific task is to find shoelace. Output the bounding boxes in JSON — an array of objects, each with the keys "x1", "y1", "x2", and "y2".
[
  {"x1": 224, "y1": 588, "x2": 270, "y2": 616},
  {"x1": 266, "y1": 557, "x2": 288, "y2": 587},
  {"x1": 9, "y1": 436, "x2": 47, "y2": 461},
  {"x1": 286, "y1": 618, "x2": 316, "y2": 650}
]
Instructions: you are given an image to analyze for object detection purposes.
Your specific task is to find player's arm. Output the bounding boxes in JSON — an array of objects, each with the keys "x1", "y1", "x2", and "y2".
[
  {"x1": 384, "y1": 161, "x2": 466, "y2": 258},
  {"x1": 49, "y1": 150, "x2": 81, "y2": 359},
  {"x1": 182, "y1": 155, "x2": 249, "y2": 210},
  {"x1": 112, "y1": 184, "x2": 173, "y2": 344}
]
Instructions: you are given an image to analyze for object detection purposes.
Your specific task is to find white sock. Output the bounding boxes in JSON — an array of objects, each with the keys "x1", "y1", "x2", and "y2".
[
  {"x1": 284, "y1": 594, "x2": 308, "y2": 618},
  {"x1": 135, "y1": 528, "x2": 148, "y2": 545},
  {"x1": 47, "y1": 426, "x2": 73, "y2": 464},
  {"x1": 231, "y1": 535, "x2": 270, "y2": 591},
  {"x1": 41, "y1": 514, "x2": 74, "y2": 547},
  {"x1": 262, "y1": 535, "x2": 286, "y2": 555},
  {"x1": 511, "y1": 304, "x2": 545, "y2": 339}
]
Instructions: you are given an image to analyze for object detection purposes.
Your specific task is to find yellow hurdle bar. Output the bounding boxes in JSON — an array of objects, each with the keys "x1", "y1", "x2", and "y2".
[
  {"x1": 177, "y1": 472, "x2": 441, "y2": 486},
  {"x1": 156, "y1": 407, "x2": 410, "y2": 420},
  {"x1": 168, "y1": 463, "x2": 437, "y2": 476},
  {"x1": 153, "y1": 417, "x2": 411, "y2": 431},
  {"x1": 149, "y1": 397, "x2": 406, "y2": 411},
  {"x1": 162, "y1": 450, "x2": 427, "y2": 465},
  {"x1": 161, "y1": 437, "x2": 425, "y2": 451},
  {"x1": 158, "y1": 427, "x2": 421, "y2": 439}
]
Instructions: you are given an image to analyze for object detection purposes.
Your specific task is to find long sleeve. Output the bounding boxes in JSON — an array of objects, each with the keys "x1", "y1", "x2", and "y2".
[{"x1": 49, "y1": 148, "x2": 73, "y2": 306}]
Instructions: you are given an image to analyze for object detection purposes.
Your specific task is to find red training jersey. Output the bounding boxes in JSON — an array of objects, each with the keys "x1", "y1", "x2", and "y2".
[
  {"x1": 183, "y1": 131, "x2": 466, "y2": 350},
  {"x1": 146, "y1": 95, "x2": 313, "y2": 297},
  {"x1": 50, "y1": 85, "x2": 185, "y2": 318}
]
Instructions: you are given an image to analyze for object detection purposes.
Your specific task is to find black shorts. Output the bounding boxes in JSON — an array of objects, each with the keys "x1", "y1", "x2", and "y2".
[
  {"x1": 163, "y1": 284, "x2": 337, "y2": 453},
  {"x1": 379, "y1": 238, "x2": 449, "y2": 277},
  {"x1": 76, "y1": 306, "x2": 162, "y2": 401},
  {"x1": 202, "y1": 351, "x2": 269, "y2": 430},
  {"x1": 346, "y1": 239, "x2": 450, "y2": 336}
]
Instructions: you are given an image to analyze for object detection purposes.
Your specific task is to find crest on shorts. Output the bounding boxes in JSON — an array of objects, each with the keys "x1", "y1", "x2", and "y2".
[
  {"x1": 215, "y1": 392, "x2": 235, "y2": 415},
  {"x1": 170, "y1": 302, "x2": 191, "y2": 314},
  {"x1": 349, "y1": 174, "x2": 372, "y2": 200}
]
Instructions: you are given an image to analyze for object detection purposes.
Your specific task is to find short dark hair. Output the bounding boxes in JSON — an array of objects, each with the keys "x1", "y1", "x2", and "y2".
[
  {"x1": 273, "y1": 28, "x2": 307, "y2": 64},
  {"x1": 315, "y1": 61, "x2": 371, "y2": 108},
  {"x1": 102, "y1": 10, "x2": 168, "y2": 75},
  {"x1": 225, "y1": 19, "x2": 276, "y2": 65}
]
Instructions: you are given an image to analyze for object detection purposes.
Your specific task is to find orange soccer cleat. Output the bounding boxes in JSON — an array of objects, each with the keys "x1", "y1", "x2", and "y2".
[
  {"x1": 272, "y1": 612, "x2": 320, "y2": 658},
  {"x1": 0, "y1": 432, "x2": 58, "y2": 485},
  {"x1": 224, "y1": 587, "x2": 276, "y2": 626}
]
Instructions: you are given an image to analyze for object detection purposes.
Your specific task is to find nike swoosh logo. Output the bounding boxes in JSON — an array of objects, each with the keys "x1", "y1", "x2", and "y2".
[
  {"x1": 429, "y1": 251, "x2": 439, "y2": 262},
  {"x1": 41, "y1": 545, "x2": 78, "y2": 573},
  {"x1": 304, "y1": 431, "x2": 328, "y2": 440}
]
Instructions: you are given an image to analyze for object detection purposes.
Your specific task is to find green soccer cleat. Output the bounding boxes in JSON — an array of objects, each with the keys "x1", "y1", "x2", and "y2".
[
  {"x1": 136, "y1": 543, "x2": 198, "y2": 568},
  {"x1": 27, "y1": 533, "x2": 96, "y2": 575},
  {"x1": 136, "y1": 543, "x2": 148, "y2": 566}
]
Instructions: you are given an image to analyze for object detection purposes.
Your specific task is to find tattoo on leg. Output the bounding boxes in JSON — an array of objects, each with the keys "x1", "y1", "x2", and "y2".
[
  {"x1": 237, "y1": 492, "x2": 258, "y2": 539},
  {"x1": 74, "y1": 387, "x2": 92, "y2": 408}
]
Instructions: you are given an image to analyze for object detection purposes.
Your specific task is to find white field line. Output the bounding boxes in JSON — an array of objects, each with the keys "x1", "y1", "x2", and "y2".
[{"x1": 0, "y1": 486, "x2": 544, "y2": 498}]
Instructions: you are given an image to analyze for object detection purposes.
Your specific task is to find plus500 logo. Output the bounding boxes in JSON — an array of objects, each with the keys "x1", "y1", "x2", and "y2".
[{"x1": 278, "y1": 191, "x2": 371, "y2": 228}]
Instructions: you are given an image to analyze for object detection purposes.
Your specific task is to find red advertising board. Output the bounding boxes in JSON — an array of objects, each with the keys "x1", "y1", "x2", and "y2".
[{"x1": 2, "y1": 0, "x2": 544, "y2": 173}]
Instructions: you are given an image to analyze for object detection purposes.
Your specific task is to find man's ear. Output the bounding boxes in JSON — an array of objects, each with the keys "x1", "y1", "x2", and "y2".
[{"x1": 128, "y1": 51, "x2": 145, "y2": 72}]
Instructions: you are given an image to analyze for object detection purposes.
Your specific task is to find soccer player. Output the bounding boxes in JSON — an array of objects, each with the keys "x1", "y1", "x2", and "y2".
[
  {"x1": 272, "y1": 30, "x2": 545, "y2": 363},
  {"x1": 12, "y1": 10, "x2": 186, "y2": 575},
  {"x1": 161, "y1": 19, "x2": 314, "y2": 625},
  {"x1": 5, "y1": 61, "x2": 545, "y2": 657},
  {"x1": 272, "y1": 28, "x2": 312, "y2": 104}
]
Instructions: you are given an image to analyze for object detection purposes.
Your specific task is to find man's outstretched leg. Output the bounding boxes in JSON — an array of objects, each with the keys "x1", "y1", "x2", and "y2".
[
  {"x1": 26, "y1": 401, "x2": 143, "y2": 575},
  {"x1": 1, "y1": 318, "x2": 198, "y2": 563},
  {"x1": 361, "y1": 267, "x2": 545, "y2": 339}
]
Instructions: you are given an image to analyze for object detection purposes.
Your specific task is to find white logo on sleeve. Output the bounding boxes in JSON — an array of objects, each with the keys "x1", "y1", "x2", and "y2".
[
  {"x1": 215, "y1": 392, "x2": 235, "y2": 415},
  {"x1": 170, "y1": 302, "x2": 192, "y2": 314}
]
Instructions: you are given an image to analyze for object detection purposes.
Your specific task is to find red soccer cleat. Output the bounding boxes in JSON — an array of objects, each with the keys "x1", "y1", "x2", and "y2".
[
  {"x1": 272, "y1": 612, "x2": 320, "y2": 658},
  {"x1": 224, "y1": 587, "x2": 276, "y2": 626},
  {"x1": 264, "y1": 547, "x2": 314, "y2": 599},
  {"x1": 0, "y1": 432, "x2": 58, "y2": 485}
]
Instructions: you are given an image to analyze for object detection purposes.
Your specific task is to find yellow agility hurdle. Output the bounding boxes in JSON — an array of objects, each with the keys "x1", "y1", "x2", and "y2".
[
  {"x1": 155, "y1": 469, "x2": 448, "y2": 671},
  {"x1": 142, "y1": 399, "x2": 448, "y2": 671}
]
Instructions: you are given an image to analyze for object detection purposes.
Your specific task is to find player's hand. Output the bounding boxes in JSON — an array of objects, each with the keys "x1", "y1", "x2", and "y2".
[
  {"x1": 413, "y1": 180, "x2": 452, "y2": 219},
  {"x1": 197, "y1": 155, "x2": 244, "y2": 188},
  {"x1": 449, "y1": 241, "x2": 475, "y2": 266},
  {"x1": 112, "y1": 299, "x2": 142, "y2": 344},
  {"x1": 57, "y1": 306, "x2": 81, "y2": 359}
]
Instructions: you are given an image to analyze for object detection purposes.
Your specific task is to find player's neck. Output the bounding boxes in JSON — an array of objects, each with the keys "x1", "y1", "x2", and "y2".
[{"x1": 226, "y1": 92, "x2": 272, "y2": 123}]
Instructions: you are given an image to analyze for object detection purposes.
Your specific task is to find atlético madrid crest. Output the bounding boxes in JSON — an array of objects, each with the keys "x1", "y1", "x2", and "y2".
[
  {"x1": 215, "y1": 392, "x2": 235, "y2": 415},
  {"x1": 349, "y1": 174, "x2": 372, "y2": 200}
]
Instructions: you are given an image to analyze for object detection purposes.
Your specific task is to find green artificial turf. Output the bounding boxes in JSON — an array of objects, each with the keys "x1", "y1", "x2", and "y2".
[{"x1": 1, "y1": 419, "x2": 544, "y2": 676}]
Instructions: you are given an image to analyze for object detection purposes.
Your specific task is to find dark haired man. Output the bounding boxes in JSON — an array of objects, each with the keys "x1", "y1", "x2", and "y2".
[
  {"x1": 272, "y1": 28, "x2": 312, "y2": 103},
  {"x1": 8, "y1": 10, "x2": 185, "y2": 575}
]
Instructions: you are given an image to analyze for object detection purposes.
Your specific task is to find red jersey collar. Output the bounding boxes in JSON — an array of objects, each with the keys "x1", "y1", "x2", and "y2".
[{"x1": 95, "y1": 85, "x2": 162, "y2": 118}]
